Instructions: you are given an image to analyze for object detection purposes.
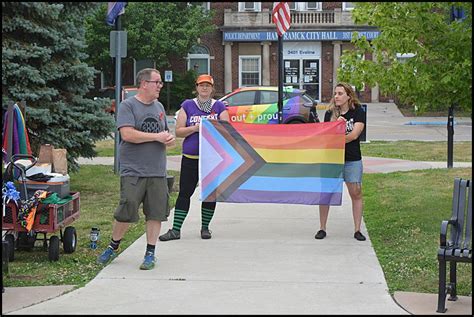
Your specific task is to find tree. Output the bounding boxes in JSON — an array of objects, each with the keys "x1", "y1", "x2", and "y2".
[
  {"x1": 84, "y1": 2, "x2": 215, "y2": 85},
  {"x1": 2, "y1": 2, "x2": 115, "y2": 171},
  {"x1": 338, "y1": 2, "x2": 472, "y2": 114}
]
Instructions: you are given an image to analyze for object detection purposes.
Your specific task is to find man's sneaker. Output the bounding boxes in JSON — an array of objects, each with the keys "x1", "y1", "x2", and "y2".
[
  {"x1": 354, "y1": 231, "x2": 366, "y2": 241},
  {"x1": 314, "y1": 230, "x2": 327, "y2": 239},
  {"x1": 97, "y1": 246, "x2": 117, "y2": 265},
  {"x1": 159, "y1": 229, "x2": 180, "y2": 241},
  {"x1": 201, "y1": 228, "x2": 212, "y2": 239},
  {"x1": 139, "y1": 252, "x2": 156, "y2": 270}
]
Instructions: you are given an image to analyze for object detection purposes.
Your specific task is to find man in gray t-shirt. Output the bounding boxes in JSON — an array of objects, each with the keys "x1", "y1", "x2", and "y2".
[
  {"x1": 97, "y1": 68, "x2": 175, "y2": 270},
  {"x1": 117, "y1": 96, "x2": 168, "y2": 177}
]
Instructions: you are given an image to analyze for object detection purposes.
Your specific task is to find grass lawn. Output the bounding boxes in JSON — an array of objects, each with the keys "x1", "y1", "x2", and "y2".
[
  {"x1": 364, "y1": 167, "x2": 472, "y2": 295},
  {"x1": 361, "y1": 141, "x2": 471, "y2": 162},
  {"x1": 95, "y1": 138, "x2": 183, "y2": 157}
]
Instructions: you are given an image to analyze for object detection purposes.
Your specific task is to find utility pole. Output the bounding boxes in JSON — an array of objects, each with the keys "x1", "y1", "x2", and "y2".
[
  {"x1": 447, "y1": 5, "x2": 464, "y2": 168},
  {"x1": 113, "y1": 15, "x2": 122, "y2": 174},
  {"x1": 447, "y1": 104, "x2": 454, "y2": 168}
]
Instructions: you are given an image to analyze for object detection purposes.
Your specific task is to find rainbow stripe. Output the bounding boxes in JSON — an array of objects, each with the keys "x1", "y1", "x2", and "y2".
[{"x1": 199, "y1": 119, "x2": 345, "y2": 205}]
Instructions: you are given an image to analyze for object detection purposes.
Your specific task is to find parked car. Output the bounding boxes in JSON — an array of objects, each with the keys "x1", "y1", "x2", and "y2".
[
  {"x1": 174, "y1": 86, "x2": 319, "y2": 124},
  {"x1": 220, "y1": 86, "x2": 319, "y2": 124},
  {"x1": 95, "y1": 86, "x2": 139, "y2": 114}
]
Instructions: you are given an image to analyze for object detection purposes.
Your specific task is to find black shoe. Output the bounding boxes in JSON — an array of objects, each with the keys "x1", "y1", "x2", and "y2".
[
  {"x1": 354, "y1": 231, "x2": 366, "y2": 241},
  {"x1": 201, "y1": 228, "x2": 212, "y2": 239},
  {"x1": 314, "y1": 230, "x2": 326, "y2": 239},
  {"x1": 159, "y1": 229, "x2": 181, "y2": 241}
]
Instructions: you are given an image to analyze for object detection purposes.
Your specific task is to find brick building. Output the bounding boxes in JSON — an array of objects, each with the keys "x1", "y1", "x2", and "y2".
[{"x1": 116, "y1": 2, "x2": 385, "y2": 104}]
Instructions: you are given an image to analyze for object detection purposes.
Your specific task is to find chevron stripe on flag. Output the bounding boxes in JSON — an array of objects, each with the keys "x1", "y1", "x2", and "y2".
[{"x1": 199, "y1": 119, "x2": 345, "y2": 205}]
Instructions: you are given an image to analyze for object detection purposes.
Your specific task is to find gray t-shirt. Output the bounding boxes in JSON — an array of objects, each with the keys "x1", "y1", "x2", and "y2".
[{"x1": 116, "y1": 96, "x2": 168, "y2": 177}]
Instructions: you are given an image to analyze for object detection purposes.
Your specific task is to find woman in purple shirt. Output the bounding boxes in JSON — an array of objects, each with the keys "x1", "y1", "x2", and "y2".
[{"x1": 160, "y1": 74, "x2": 229, "y2": 241}]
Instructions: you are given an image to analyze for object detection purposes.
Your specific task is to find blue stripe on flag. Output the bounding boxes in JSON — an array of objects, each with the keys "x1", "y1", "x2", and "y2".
[{"x1": 239, "y1": 176, "x2": 343, "y2": 193}]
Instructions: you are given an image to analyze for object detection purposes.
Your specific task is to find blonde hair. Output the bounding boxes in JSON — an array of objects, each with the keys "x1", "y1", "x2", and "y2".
[{"x1": 328, "y1": 83, "x2": 361, "y2": 121}]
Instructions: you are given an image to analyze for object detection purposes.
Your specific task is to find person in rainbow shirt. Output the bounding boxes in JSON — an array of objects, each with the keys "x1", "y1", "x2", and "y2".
[{"x1": 160, "y1": 74, "x2": 229, "y2": 241}]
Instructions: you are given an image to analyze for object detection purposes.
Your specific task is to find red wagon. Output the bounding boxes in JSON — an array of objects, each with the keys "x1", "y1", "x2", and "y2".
[{"x1": 2, "y1": 154, "x2": 80, "y2": 262}]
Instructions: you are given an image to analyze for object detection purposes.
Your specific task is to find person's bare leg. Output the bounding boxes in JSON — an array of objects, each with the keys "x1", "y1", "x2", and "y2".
[
  {"x1": 112, "y1": 220, "x2": 130, "y2": 241},
  {"x1": 146, "y1": 220, "x2": 162, "y2": 245},
  {"x1": 346, "y1": 182, "x2": 363, "y2": 232},
  {"x1": 318, "y1": 205, "x2": 330, "y2": 231}
]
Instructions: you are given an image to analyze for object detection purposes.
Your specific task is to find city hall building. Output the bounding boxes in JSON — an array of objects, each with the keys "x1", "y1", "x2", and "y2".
[{"x1": 117, "y1": 2, "x2": 386, "y2": 104}]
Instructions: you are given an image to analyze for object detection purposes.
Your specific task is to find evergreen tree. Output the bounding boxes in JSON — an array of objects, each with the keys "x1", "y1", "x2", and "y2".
[{"x1": 2, "y1": 2, "x2": 114, "y2": 171}]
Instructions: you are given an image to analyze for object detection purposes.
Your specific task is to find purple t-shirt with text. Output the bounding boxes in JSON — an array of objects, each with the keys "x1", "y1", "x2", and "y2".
[{"x1": 181, "y1": 98, "x2": 227, "y2": 156}]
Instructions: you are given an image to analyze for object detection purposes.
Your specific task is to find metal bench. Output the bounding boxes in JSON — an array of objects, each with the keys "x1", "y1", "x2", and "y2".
[{"x1": 437, "y1": 178, "x2": 472, "y2": 313}]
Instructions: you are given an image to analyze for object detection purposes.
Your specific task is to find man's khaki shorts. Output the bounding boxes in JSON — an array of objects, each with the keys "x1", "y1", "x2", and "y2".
[{"x1": 114, "y1": 176, "x2": 170, "y2": 223}]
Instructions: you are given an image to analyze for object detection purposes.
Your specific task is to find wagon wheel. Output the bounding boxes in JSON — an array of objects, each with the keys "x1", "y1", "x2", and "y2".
[
  {"x1": 48, "y1": 235, "x2": 60, "y2": 262},
  {"x1": 5, "y1": 233, "x2": 15, "y2": 262},
  {"x1": 63, "y1": 227, "x2": 77, "y2": 254}
]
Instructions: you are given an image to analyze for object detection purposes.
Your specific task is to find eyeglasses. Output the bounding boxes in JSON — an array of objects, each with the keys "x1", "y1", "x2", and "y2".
[{"x1": 146, "y1": 80, "x2": 164, "y2": 86}]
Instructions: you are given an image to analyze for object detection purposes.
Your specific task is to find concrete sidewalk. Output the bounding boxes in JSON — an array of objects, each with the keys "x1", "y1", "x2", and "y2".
[{"x1": 78, "y1": 155, "x2": 472, "y2": 173}]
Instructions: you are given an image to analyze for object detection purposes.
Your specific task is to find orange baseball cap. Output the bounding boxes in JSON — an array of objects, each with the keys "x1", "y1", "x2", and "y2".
[{"x1": 196, "y1": 74, "x2": 214, "y2": 86}]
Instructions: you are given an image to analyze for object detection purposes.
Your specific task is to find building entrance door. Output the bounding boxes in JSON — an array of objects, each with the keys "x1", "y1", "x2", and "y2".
[
  {"x1": 283, "y1": 59, "x2": 299, "y2": 89},
  {"x1": 284, "y1": 59, "x2": 320, "y2": 101},
  {"x1": 302, "y1": 59, "x2": 319, "y2": 101}
]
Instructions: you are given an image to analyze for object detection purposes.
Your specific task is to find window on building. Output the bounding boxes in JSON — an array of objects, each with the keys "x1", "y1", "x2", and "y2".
[
  {"x1": 240, "y1": 56, "x2": 261, "y2": 86},
  {"x1": 306, "y1": 2, "x2": 321, "y2": 10},
  {"x1": 187, "y1": 45, "x2": 210, "y2": 75},
  {"x1": 342, "y1": 2, "x2": 355, "y2": 11},
  {"x1": 238, "y1": 2, "x2": 261, "y2": 12},
  {"x1": 288, "y1": 2, "x2": 296, "y2": 11}
]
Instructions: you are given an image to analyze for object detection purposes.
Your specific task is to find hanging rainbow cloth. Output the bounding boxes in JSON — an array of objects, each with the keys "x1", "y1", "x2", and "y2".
[
  {"x1": 199, "y1": 119, "x2": 345, "y2": 206},
  {"x1": 2, "y1": 103, "x2": 33, "y2": 163}
]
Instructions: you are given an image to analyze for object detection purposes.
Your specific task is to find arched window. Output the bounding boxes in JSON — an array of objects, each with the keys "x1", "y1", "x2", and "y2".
[{"x1": 187, "y1": 45, "x2": 210, "y2": 75}]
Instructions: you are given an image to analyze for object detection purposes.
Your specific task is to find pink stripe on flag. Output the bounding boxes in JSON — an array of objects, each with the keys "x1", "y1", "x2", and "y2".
[{"x1": 201, "y1": 124, "x2": 235, "y2": 190}]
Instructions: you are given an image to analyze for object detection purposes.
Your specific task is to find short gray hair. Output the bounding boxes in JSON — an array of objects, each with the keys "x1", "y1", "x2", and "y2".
[{"x1": 136, "y1": 68, "x2": 160, "y2": 86}]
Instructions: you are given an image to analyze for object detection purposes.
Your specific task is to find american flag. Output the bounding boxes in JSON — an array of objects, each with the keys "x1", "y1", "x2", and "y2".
[{"x1": 272, "y1": 2, "x2": 291, "y2": 37}]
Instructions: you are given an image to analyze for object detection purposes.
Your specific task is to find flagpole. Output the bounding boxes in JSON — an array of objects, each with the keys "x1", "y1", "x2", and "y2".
[
  {"x1": 273, "y1": 2, "x2": 290, "y2": 124},
  {"x1": 278, "y1": 34, "x2": 283, "y2": 124}
]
